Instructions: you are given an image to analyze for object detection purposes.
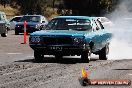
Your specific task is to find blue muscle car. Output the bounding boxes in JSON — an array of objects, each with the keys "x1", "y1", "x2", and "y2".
[{"x1": 29, "y1": 16, "x2": 112, "y2": 62}]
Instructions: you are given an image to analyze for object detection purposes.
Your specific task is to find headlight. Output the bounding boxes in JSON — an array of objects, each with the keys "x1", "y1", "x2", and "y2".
[
  {"x1": 30, "y1": 36, "x2": 41, "y2": 43},
  {"x1": 35, "y1": 25, "x2": 39, "y2": 28},
  {"x1": 73, "y1": 37, "x2": 84, "y2": 45},
  {"x1": 16, "y1": 25, "x2": 20, "y2": 27},
  {"x1": 74, "y1": 38, "x2": 79, "y2": 43}
]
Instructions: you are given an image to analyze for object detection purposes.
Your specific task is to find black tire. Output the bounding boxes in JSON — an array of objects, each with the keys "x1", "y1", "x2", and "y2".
[
  {"x1": 15, "y1": 31, "x2": 19, "y2": 35},
  {"x1": 34, "y1": 50, "x2": 43, "y2": 62},
  {"x1": 1, "y1": 29, "x2": 8, "y2": 37},
  {"x1": 1, "y1": 32, "x2": 7, "y2": 37},
  {"x1": 55, "y1": 54, "x2": 62, "y2": 59},
  {"x1": 6, "y1": 27, "x2": 10, "y2": 31},
  {"x1": 99, "y1": 44, "x2": 109, "y2": 60},
  {"x1": 81, "y1": 50, "x2": 91, "y2": 63}
]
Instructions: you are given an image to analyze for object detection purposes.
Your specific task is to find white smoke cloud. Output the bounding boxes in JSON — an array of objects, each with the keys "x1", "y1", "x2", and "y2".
[{"x1": 108, "y1": 0, "x2": 132, "y2": 60}]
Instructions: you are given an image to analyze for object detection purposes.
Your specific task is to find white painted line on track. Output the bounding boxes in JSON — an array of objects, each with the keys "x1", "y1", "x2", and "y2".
[
  {"x1": 6, "y1": 53, "x2": 23, "y2": 55},
  {"x1": 26, "y1": 56, "x2": 34, "y2": 58},
  {"x1": 128, "y1": 74, "x2": 132, "y2": 75}
]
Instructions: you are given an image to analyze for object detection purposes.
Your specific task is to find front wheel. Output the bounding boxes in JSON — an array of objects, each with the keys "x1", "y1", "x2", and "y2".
[
  {"x1": 1, "y1": 29, "x2": 8, "y2": 37},
  {"x1": 15, "y1": 31, "x2": 19, "y2": 35},
  {"x1": 1, "y1": 32, "x2": 7, "y2": 37},
  {"x1": 99, "y1": 44, "x2": 109, "y2": 60},
  {"x1": 81, "y1": 50, "x2": 91, "y2": 63},
  {"x1": 34, "y1": 50, "x2": 43, "y2": 62}
]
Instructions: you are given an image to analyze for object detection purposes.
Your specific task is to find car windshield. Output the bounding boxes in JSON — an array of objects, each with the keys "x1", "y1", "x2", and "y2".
[
  {"x1": 45, "y1": 18, "x2": 92, "y2": 31},
  {"x1": 10, "y1": 17, "x2": 22, "y2": 22},
  {"x1": 19, "y1": 16, "x2": 40, "y2": 22},
  {"x1": 0, "y1": 14, "x2": 5, "y2": 20},
  {"x1": 0, "y1": 14, "x2": 1, "y2": 20}
]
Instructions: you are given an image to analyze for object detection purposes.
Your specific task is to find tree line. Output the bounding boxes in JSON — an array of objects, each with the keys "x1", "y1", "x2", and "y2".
[
  {"x1": 61, "y1": 0, "x2": 119, "y2": 16},
  {"x1": 0, "y1": 0, "x2": 119, "y2": 16}
]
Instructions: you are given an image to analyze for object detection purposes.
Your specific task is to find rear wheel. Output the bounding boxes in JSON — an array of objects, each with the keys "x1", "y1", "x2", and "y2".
[
  {"x1": 81, "y1": 50, "x2": 91, "y2": 63},
  {"x1": 34, "y1": 50, "x2": 43, "y2": 62},
  {"x1": 99, "y1": 44, "x2": 109, "y2": 60}
]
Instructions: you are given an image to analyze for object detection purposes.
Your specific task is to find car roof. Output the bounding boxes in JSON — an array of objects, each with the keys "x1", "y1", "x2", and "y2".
[
  {"x1": 9, "y1": 16, "x2": 23, "y2": 20},
  {"x1": 91, "y1": 17, "x2": 109, "y2": 19},
  {"x1": 23, "y1": 15, "x2": 43, "y2": 17},
  {"x1": 10, "y1": 16, "x2": 23, "y2": 19},
  {"x1": 13, "y1": 16, "x2": 23, "y2": 17},
  {"x1": 54, "y1": 16, "x2": 92, "y2": 20},
  {"x1": 0, "y1": 11, "x2": 5, "y2": 15}
]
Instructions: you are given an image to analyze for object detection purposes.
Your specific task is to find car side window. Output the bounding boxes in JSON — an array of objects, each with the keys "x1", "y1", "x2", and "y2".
[
  {"x1": 97, "y1": 19, "x2": 104, "y2": 29},
  {"x1": 10, "y1": 18, "x2": 15, "y2": 22},
  {"x1": 45, "y1": 19, "x2": 57, "y2": 30},
  {"x1": 0, "y1": 14, "x2": 4, "y2": 20},
  {"x1": 42, "y1": 16, "x2": 47, "y2": 23},
  {"x1": 95, "y1": 20, "x2": 102, "y2": 30},
  {"x1": 10, "y1": 17, "x2": 21, "y2": 22},
  {"x1": 91, "y1": 20, "x2": 97, "y2": 31},
  {"x1": 93, "y1": 20, "x2": 100, "y2": 31},
  {"x1": 0, "y1": 14, "x2": 1, "y2": 20},
  {"x1": 41, "y1": 17, "x2": 44, "y2": 22}
]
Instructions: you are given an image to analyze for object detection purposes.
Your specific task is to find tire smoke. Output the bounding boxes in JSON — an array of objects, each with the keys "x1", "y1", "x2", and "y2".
[{"x1": 108, "y1": 0, "x2": 132, "y2": 60}]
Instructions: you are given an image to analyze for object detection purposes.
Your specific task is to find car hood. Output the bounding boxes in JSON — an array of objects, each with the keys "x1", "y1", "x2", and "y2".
[
  {"x1": 31, "y1": 30, "x2": 91, "y2": 37},
  {"x1": 16, "y1": 22, "x2": 39, "y2": 26}
]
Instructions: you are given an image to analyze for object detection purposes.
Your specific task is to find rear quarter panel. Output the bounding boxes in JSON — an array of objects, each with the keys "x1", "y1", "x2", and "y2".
[{"x1": 85, "y1": 29, "x2": 112, "y2": 52}]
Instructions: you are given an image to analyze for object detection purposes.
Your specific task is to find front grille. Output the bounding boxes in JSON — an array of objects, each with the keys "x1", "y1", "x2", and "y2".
[
  {"x1": 17, "y1": 25, "x2": 31, "y2": 29},
  {"x1": 43, "y1": 36, "x2": 72, "y2": 45}
]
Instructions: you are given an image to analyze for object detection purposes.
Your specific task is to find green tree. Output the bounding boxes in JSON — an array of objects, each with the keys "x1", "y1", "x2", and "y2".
[
  {"x1": 0, "y1": 0, "x2": 9, "y2": 8},
  {"x1": 60, "y1": 0, "x2": 119, "y2": 16},
  {"x1": 10, "y1": 0, "x2": 51, "y2": 15}
]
